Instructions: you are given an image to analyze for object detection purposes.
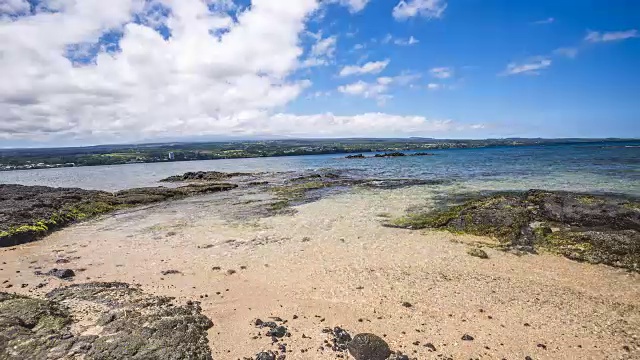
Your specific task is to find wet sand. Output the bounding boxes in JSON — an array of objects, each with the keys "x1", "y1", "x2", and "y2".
[{"x1": 1, "y1": 186, "x2": 639, "y2": 359}]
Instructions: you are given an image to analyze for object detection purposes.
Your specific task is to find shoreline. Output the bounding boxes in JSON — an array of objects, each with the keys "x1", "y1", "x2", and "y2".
[{"x1": 1, "y1": 186, "x2": 639, "y2": 359}]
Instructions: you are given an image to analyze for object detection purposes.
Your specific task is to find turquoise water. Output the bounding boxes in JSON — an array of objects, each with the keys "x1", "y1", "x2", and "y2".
[{"x1": 1, "y1": 142, "x2": 638, "y2": 195}]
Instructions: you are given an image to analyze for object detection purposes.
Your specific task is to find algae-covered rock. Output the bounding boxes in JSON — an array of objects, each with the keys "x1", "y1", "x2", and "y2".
[
  {"x1": 388, "y1": 190, "x2": 640, "y2": 271},
  {"x1": 0, "y1": 282, "x2": 214, "y2": 359},
  {"x1": 0, "y1": 183, "x2": 237, "y2": 247},
  {"x1": 467, "y1": 248, "x2": 489, "y2": 259},
  {"x1": 347, "y1": 333, "x2": 391, "y2": 360}
]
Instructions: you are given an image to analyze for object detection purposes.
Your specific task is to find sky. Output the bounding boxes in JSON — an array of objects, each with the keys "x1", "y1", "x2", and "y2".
[{"x1": 0, "y1": 0, "x2": 639, "y2": 147}]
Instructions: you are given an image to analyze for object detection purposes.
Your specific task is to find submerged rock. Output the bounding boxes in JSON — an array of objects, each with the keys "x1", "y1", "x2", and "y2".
[
  {"x1": 347, "y1": 333, "x2": 391, "y2": 360},
  {"x1": 0, "y1": 282, "x2": 214, "y2": 359},
  {"x1": 387, "y1": 190, "x2": 640, "y2": 271}
]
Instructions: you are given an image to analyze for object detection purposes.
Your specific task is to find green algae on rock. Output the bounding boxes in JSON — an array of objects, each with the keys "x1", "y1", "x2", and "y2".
[
  {"x1": 387, "y1": 190, "x2": 640, "y2": 271},
  {"x1": 0, "y1": 282, "x2": 214, "y2": 360},
  {"x1": 0, "y1": 183, "x2": 237, "y2": 247}
]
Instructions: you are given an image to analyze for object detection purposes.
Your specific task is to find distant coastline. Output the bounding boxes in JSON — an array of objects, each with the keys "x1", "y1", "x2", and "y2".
[{"x1": 0, "y1": 138, "x2": 638, "y2": 171}]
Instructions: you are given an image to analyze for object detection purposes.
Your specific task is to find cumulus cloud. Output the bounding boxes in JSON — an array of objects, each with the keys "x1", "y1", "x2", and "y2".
[
  {"x1": 393, "y1": 0, "x2": 447, "y2": 20},
  {"x1": 502, "y1": 57, "x2": 552, "y2": 76},
  {"x1": 0, "y1": 0, "x2": 324, "y2": 142},
  {"x1": 585, "y1": 29, "x2": 638, "y2": 43},
  {"x1": 339, "y1": 59, "x2": 390, "y2": 76},
  {"x1": 429, "y1": 67, "x2": 453, "y2": 79},
  {"x1": 0, "y1": 0, "x2": 485, "y2": 143}
]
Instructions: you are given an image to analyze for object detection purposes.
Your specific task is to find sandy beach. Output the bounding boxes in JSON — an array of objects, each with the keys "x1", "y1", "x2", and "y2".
[{"x1": 2, "y1": 185, "x2": 639, "y2": 359}]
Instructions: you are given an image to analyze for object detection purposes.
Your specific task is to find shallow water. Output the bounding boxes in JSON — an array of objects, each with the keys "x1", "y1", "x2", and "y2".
[{"x1": 1, "y1": 142, "x2": 639, "y2": 195}]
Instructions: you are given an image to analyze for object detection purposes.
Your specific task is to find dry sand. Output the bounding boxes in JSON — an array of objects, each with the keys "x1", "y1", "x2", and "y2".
[{"x1": 1, "y1": 186, "x2": 639, "y2": 359}]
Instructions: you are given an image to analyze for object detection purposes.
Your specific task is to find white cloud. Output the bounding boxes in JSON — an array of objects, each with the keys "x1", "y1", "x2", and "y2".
[
  {"x1": 394, "y1": 35, "x2": 419, "y2": 46},
  {"x1": 301, "y1": 34, "x2": 337, "y2": 67},
  {"x1": 427, "y1": 83, "x2": 441, "y2": 90},
  {"x1": 338, "y1": 80, "x2": 390, "y2": 105},
  {"x1": 0, "y1": 0, "x2": 30, "y2": 15},
  {"x1": 502, "y1": 57, "x2": 552, "y2": 76},
  {"x1": 333, "y1": 0, "x2": 371, "y2": 13},
  {"x1": 532, "y1": 17, "x2": 554, "y2": 25},
  {"x1": 393, "y1": 0, "x2": 447, "y2": 20},
  {"x1": 585, "y1": 29, "x2": 638, "y2": 43},
  {"x1": 429, "y1": 67, "x2": 453, "y2": 79},
  {"x1": 0, "y1": 0, "x2": 333, "y2": 142},
  {"x1": 553, "y1": 47, "x2": 578, "y2": 58},
  {"x1": 339, "y1": 59, "x2": 390, "y2": 76},
  {"x1": 264, "y1": 113, "x2": 478, "y2": 137}
]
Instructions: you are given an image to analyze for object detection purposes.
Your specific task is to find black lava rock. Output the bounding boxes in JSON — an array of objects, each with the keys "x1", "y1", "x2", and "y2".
[
  {"x1": 255, "y1": 350, "x2": 276, "y2": 360},
  {"x1": 347, "y1": 333, "x2": 391, "y2": 360},
  {"x1": 461, "y1": 334, "x2": 474, "y2": 341},
  {"x1": 266, "y1": 326, "x2": 288, "y2": 338},
  {"x1": 46, "y1": 268, "x2": 75, "y2": 279}
]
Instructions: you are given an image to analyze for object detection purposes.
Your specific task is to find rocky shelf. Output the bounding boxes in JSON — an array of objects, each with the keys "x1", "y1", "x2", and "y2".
[{"x1": 386, "y1": 189, "x2": 640, "y2": 272}]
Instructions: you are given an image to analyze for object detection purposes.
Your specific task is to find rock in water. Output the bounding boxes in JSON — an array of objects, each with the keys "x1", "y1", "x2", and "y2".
[
  {"x1": 347, "y1": 333, "x2": 391, "y2": 360},
  {"x1": 0, "y1": 282, "x2": 214, "y2": 359}
]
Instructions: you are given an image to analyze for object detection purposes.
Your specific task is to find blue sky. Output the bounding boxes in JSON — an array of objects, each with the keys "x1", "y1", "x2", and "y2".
[
  {"x1": 291, "y1": 0, "x2": 640, "y2": 138},
  {"x1": 0, "y1": 0, "x2": 638, "y2": 147}
]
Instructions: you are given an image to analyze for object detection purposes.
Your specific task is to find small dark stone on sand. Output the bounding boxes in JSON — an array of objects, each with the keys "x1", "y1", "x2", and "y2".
[
  {"x1": 623, "y1": 345, "x2": 631, "y2": 352},
  {"x1": 537, "y1": 343, "x2": 547, "y2": 350},
  {"x1": 347, "y1": 333, "x2": 391, "y2": 360},
  {"x1": 255, "y1": 319, "x2": 264, "y2": 326},
  {"x1": 524, "y1": 323, "x2": 531, "y2": 327},
  {"x1": 461, "y1": 334, "x2": 474, "y2": 341},
  {"x1": 402, "y1": 302, "x2": 413, "y2": 308},
  {"x1": 293, "y1": 315, "x2": 298, "y2": 319},
  {"x1": 226, "y1": 269, "x2": 236, "y2": 275},
  {"x1": 46, "y1": 268, "x2": 75, "y2": 279},
  {"x1": 266, "y1": 326, "x2": 288, "y2": 338},
  {"x1": 21, "y1": 284, "x2": 28, "y2": 288},
  {"x1": 56, "y1": 258, "x2": 70, "y2": 264},
  {"x1": 160, "y1": 270, "x2": 181, "y2": 275},
  {"x1": 424, "y1": 343, "x2": 436, "y2": 351},
  {"x1": 212, "y1": 266, "x2": 221, "y2": 270},
  {"x1": 525, "y1": 356, "x2": 533, "y2": 360}
]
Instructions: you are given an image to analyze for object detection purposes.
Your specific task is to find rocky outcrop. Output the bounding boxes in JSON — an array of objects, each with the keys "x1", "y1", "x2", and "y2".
[
  {"x1": 388, "y1": 190, "x2": 640, "y2": 271},
  {"x1": 0, "y1": 282, "x2": 214, "y2": 359},
  {"x1": 160, "y1": 171, "x2": 252, "y2": 182},
  {"x1": 0, "y1": 183, "x2": 237, "y2": 247}
]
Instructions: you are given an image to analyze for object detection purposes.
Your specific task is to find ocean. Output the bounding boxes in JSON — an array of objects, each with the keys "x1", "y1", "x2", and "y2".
[{"x1": 1, "y1": 141, "x2": 639, "y2": 196}]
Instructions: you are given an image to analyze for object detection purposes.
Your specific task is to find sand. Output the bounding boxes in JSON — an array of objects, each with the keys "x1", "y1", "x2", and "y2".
[{"x1": 1, "y1": 186, "x2": 639, "y2": 359}]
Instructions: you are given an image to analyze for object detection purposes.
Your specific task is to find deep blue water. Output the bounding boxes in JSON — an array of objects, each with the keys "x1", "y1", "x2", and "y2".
[{"x1": 1, "y1": 142, "x2": 638, "y2": 195}]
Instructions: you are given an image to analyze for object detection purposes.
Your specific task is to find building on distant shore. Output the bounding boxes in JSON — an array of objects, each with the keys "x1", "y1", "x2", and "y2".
[{"x1": 168, "y1": 152, "x2": 175, "y2": 160}]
